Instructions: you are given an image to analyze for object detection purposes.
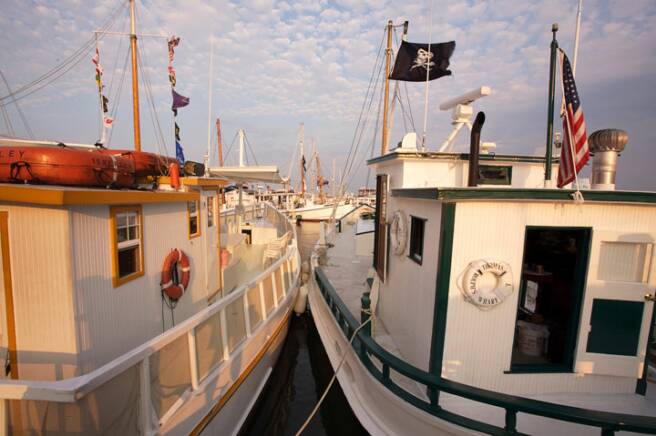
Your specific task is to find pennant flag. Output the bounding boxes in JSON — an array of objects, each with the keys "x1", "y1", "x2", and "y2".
[
  {"x1": 557, "y1": 50, "x2": 590, "y2": 188},
  {"x1": 301, "y1": 155, "x2": 307, "y2": 172},
  {"x1": 175, "y1": 139, "x2": 185, "y2": 165},
  {"x1": 390, "y1": 40, "x2": 455, "y2": 82},
  {"x1": 92, "y1": 47, "x2": 103, "y2": 89},
  {"x1": 167, "y1": 36, "x2": 180, "y2": 62},
  {"x1": 172, "y1": 89, "x2": 189, "y2": 116},
  {"x1": 174, "y1": 122, "x2": 180, "y2": 141},
  {"x1": 102, "y1": 95, "x2": 109, "y2": 113}
]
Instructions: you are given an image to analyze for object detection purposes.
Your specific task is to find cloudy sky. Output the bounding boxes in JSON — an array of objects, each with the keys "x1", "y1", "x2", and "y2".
[{"x1": 0, "y1": 0, "x2": 655, "y2": 190}]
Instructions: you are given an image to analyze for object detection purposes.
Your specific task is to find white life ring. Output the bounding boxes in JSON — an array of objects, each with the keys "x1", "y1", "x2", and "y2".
[
  {"x1": 389, "y1": 211, "x2": 408, "y2": 255},
  {"x1": 458, "y1": 259, "x2": 514, "y2": 309}
]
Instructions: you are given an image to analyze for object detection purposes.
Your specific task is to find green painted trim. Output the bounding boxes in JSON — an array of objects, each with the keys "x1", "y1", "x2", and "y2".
[
  {"x1": 313, "y1": 266, "x2": 656, "y2": 434},
  {"x1": 636, "y1": 303, "x2": 656, "y2": 395},
  {"x1": 428, "y1": 203, "x2": 456, "y2": 393},
  {"x1": 391, "y1": 187, "x2": 656, "y2": 204},
  {"x1": 367, "y1": 151, "x2": 560, "y2": 166}
]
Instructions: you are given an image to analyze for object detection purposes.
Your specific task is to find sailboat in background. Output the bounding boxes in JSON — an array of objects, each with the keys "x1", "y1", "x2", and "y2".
[{"x1": 0, "y1": 1, "x2": 301, "y2": 434}]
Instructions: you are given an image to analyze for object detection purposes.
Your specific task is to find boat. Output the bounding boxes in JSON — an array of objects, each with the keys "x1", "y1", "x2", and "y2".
[
  {"x1": 0, "y1": 1, "x2": 301, "y2": 434},
  {"x1": 308, "y1": 19, "x2": 656, "y2": 436}
]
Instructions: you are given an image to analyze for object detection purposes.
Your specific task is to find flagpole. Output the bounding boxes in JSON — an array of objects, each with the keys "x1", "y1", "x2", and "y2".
[
  {"x1": 572, "y1": 0, "x2": 583, "y2": 75},
  {"x1": 558, "y1": 49, "x2": 583, "y2": 201},
  {"x1": 381, "y1": 20, "x2": 393, "y2": 155},
  {"x1": 94, "y1": 36, "x2": 105, "y2": 144},
  {"x1": 544, "y1": 23, "x2": 559, "y2": 185},
  {"x1": 205, "y1": 37, "x2": 214, "y2": 175},
  {"x1": 421, "y1": 0, "x2": 434, "y2": 152},
  {"x1": 129, "y1": 0, "x2": 141, "y2": 152}
]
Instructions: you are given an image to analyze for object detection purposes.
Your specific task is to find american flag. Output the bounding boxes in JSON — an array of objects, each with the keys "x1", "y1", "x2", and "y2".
[{"x1": 558, "y1": 50, "x2": 589, "y2": 188}]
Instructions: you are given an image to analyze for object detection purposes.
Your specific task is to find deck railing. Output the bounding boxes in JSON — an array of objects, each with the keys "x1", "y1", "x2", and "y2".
[
  {"x1": 314, "y1": 267, "x2": 656, "y2": 436},
  {"x1": 0, "y1": 202, "x2": 299, "y2": 435}
]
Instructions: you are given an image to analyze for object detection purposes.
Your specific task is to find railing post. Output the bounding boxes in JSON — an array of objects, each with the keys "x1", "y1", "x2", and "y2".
[
  {"x1": 220, "y1": 309, "x2": 230, "y2": 361},
  {"x1": 188, "y1": 328, "x2": 199, "y2": 391},
  {"x1": 0, "y1": 399, "x2": 6, "y2": 436},
  {"x1": 258, "y1": 282, "x2": 267, "y2": 319},
  {"x1": 504, "y1": 408, "x2": 517, "y2": 433},
  {"x1": 243, "y1": 294, "x2": 252, "y2": 337},
  {"x1": 271, "y1": 273, "x2": 279, "y2": 308},
  {"x1": 139, "y1": 358, "x2": 153, "y2": 435}
]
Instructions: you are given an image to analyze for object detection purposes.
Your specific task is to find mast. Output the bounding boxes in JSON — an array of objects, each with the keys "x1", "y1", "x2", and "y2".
[
  {"x1": 544, "y1": 24, "x2": 559, "y2": 184},
  {"x1": 572, "y1": 0, "x2": 583, "y2": 75},
  {"x1": 205, "y1": 37, "x2": 214, "y2": 174},
  {"x1": 381, "y1": 20, "x2": 393, "y2": 155},
  {"x1": 216, "y1": 118, "x2": 223, "y2": 166},
  {"x1": 129, "y1": 0, "x2": 141, "y2": 152},
  {"x1": 238, "y1": 128, "x2": 245, "y2": 167},
  {"x1": 299, "y1": 123, "x2": 306, "y2": 195},
  {"x1": 316, "y1": 145, "x2": 324, "y2": 201}
]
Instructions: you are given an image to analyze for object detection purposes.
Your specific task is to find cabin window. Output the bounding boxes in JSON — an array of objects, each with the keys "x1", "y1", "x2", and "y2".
[
  {"x1": 373, "y1": 174, "x2": 388, "y2": 281},
  {"x1": 207, "y1": 196, "x2": 215, "y2": 228},
  {"x1": 110, "y1": 206, "x2": 144, "y2": 287},
  {"x1": 188, "y1": 200, "x2": 201, "y2": 238},
  {"x1": 409, "y1": 216, "x2": 426, "y2": 265},
  {"x1": 478, "y1": 165, "x2": 512, "y2": 185},
  {"x1": 597, "y1": 241, "x2": 652, "y2": 283},
  {"x1": 510, "y1": 227, "x2": 591, "y2": 372}
]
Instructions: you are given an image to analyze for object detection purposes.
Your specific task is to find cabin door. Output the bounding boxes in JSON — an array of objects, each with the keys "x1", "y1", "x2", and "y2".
[
  {"x1": 574, "y1": 231, "x2": 656, "y2": 378},
  {"x1": 0, "y1": 212, "x2": 16, "y2": 379}
]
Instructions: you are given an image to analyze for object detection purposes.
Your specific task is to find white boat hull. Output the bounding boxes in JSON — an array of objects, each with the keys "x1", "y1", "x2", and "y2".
[{"x1": 289, "y1": 203, "x2": 356, "y2": 221}]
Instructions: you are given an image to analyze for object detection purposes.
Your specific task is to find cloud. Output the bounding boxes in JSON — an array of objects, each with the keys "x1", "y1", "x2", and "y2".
[{"x1": 0, "y1": 0, "x2": 654, "y2": 190}]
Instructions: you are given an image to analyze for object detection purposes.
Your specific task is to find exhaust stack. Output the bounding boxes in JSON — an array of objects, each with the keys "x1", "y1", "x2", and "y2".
[
  {"x1": 467, "y1": 111, "x2": 486, "y2": 187},
  {"x1": 588, "y1": 129, "x2": 628, "y2": 190}
]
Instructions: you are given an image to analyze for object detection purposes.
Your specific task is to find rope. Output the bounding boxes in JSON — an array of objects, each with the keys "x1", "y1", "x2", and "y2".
[
  {"x1": 223, "y1": 131, "x2": 239, "y2": 165},
  {"x1": 106, "y1": 45, "x2": 131, "y2": 147},
  {"x1": 294, "y1": 316, "x2": 372, "y2": 436},
  {"x1": 243, "y1": 132, "x2": 260, "y2": 165},
  {"x1": 0, "y1": 69, "x2": 34, "y2": 138},
  {"x1": 0, "y1": 1, "x2": 127, "y2": 105},
  {"x1": 0, "y1": 104, "x2": 15, "y2": 137}
]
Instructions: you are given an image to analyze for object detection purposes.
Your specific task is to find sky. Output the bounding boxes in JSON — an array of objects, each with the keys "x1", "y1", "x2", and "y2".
[{"x1": 0, "y1": 0, "x2": 655, "y2": 191}]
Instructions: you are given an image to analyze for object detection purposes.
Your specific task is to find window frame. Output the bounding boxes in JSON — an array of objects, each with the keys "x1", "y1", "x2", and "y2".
[
  {"x1": 110, "y1": 205, "x2": 145, "y2": 288},
  {"x1": 408, "y1": 215, "x2": 426, "y2": 265},
  {"x1": 188, "y1": 200, "x2": 202, "y2": 239}
]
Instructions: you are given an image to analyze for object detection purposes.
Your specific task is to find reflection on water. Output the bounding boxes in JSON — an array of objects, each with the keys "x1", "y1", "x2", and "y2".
[{"x1": 239, "y1": 222, "x2": 367, "y2": 436}]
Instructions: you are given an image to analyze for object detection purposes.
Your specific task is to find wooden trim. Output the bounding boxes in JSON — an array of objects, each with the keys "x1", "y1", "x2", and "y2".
[
  {"x1": 0, "y1": 185, "x2": 199, "y2": 206},
  {"x1": 190, "y1": 311, "x2": 291, "y2": 435},
  {"x1": 392, "y1": 187, "x2": 656, "y2": 204},
  {"x1": 187, "y1": 200, "x2": 201, "y2": 239},
  {"x1": 158, "y1": 176, "x2": 227, "y2": 188},
  {"x1": 109, "y1": 205, "x2": 145, "y2": 288},
  {"x1": 428, "y1": 203, "x2": 456, "y2": 403},
  {"x1": 0, "y1": 212, "x2": 18, "y2": 379}
]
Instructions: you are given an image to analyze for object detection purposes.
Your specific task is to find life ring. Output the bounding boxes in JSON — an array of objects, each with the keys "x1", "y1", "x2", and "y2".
[
  {"x1": 458, "y1": 259, "x2": 513, "y2": 309},
  {"x1": 161, "y1": 249, "x2": 190, "y2": 300},
  {"x1": 390, "y1": 211, "x2": 408, "y2": 255}
]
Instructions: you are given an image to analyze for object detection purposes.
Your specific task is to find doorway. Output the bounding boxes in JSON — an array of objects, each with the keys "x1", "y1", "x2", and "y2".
[
  {"x1": 510, "y1": 227, "x2": 591, "y2": 372},
  {"x1": 0, "y1": 211, "x2": 17, "y2": 379}
]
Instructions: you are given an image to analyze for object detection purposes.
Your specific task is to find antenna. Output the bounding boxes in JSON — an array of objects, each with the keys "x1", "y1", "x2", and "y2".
[{"x1": 438, "y1": 86, "x2": 492, "y2": 152}]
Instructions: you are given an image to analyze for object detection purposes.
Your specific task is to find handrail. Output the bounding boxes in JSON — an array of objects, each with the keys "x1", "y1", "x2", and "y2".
[
  {"x1": 0, "y1": 203, "x2": 297, "y2": 403},
  {"x1": 314, "y1": 267, "x2": 656, "y2": 435}
]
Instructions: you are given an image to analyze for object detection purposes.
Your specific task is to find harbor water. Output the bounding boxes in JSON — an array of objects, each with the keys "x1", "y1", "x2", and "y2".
[{"x1": 240, "y1": 222, "x2": 368, "y2": 436}]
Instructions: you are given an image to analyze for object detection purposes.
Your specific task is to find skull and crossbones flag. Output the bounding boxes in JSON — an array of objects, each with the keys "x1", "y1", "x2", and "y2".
[{"x1": 390, "y1": 40, "x2": 456, "y2": 82}]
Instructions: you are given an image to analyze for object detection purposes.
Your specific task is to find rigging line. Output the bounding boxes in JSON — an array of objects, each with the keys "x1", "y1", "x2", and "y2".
[
  {"x1": 0, "y1": 69, "x2": 34, "y2": 138},
  {"x1": 105, "y1": 7, "x2": 129, "y2": 105},
  {"x1": 392, "y1": 28, "x2": 414, "y2": 133},
  {"x1": 402, "y1": 81, "x2": 416, "y2": 131},
  {"x1": 338, "y1": 28, "x2": 386, "y2": 187},
  {"x1": 135, "y1": 7, "x2": 169, "y2": 156},
  {"x1": 0, "y1": 104, "x2": 15, "y2": 137},
  {"x1": 106, "y1": 46, "x2": 130, "y2": 147},
  {"x1": 365, "y1": 76, "x2": 385, "y2": 188},
  {"x1": 340, "y1": 54, "x2": 385, "y2": 188},
  {"x1": 0, "y1": 1, "x2": 127, "y2": 105},
  {"x1": 244, "y1": 133, "x2": 260, "y2": 166},
  {"x1": 223, "y1": 131, "x2": 239, "y2": 164}
]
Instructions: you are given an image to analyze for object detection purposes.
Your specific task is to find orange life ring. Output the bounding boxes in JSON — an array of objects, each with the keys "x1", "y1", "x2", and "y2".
[{"x1": 161, "y1": 249, "x2": 190, "y2": 300}]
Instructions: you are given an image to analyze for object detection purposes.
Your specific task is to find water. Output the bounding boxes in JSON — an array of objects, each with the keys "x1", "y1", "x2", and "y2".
[{"x1": 240, "y1": 222, "x2": 368, "y2": 436}]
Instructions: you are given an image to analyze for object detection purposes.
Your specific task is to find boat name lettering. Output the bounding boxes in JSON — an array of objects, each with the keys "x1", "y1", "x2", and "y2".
[
  {"x1": 0, "y1": 149, "x2": 26, "y2": 159},
  {"x1": 459, "y1": 259, "x2": 514, "y2": 310}
]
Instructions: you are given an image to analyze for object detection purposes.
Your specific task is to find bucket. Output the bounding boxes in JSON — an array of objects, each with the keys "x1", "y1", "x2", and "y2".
[{"x1": 517, "y1": 321, "x2": 549, "y2": 357}]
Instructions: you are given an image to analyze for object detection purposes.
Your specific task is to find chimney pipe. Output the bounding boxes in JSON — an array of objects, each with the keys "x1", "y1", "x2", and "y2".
[
  {"x1": 468, "y1": 111, "x2": 486, "y2": 187},
  {"x1": 588, "y1": 129, "x2": 628, "y2": 190}
]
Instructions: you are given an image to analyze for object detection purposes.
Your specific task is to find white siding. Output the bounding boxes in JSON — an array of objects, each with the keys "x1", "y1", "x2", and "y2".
[
  {"x1": 0, "y1": 205, "x2": 79, "y2": 380},
  {"x1": 71, "y1": 201, "x2": 215, "y2": 372},
  {"x1": 378, "y1": 197, "x2": 442, "y2": 371},
  {"x1": 442, "y1": 201, "x2": 656, "y2": 395}
]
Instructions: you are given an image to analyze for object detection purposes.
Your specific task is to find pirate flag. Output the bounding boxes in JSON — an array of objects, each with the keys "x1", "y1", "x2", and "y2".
[{"x1": 390, "y1": 40, "x2": 455, "y2": 82}]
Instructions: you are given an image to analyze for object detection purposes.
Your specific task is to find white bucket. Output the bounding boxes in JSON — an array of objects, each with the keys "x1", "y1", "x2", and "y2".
[{"x1": 517, "y1": 321, "x2": 549, "y2": 357}]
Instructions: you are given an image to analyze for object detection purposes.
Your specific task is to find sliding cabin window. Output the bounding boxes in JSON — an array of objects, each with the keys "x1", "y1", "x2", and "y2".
[
  {"x1": 207, "y1": 196, "x2": 215, "y2": 228},
  {"x1": 510, "y1": 227, "x2": 591, "y2": 373},
  {"x1": 478, "y1": 165, "x2": 512, "y2": 185},
  {"x1": 408, "y1": 216, "x2": 426, "y2": 265},
  {"x1": 188, "y1": 200, "x2": 201, "y2": 238},
  {"x1": 110, "y1": 206, "x2": 144, "y2": 287},
  {"x1": 373, "y1": 174, "x2": 388, "y2": 281}
]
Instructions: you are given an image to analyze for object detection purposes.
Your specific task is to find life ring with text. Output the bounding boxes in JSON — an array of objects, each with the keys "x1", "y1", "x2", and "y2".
[
  {"x1": 459, "y1": 259, "x2": 513, "y2": 309},
  {"x1": 390, "y1": 211, "x2": 408, "y2": 255},
  {"x1": 161, "y1": 249, "x2": 190, "y2": 300}
]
